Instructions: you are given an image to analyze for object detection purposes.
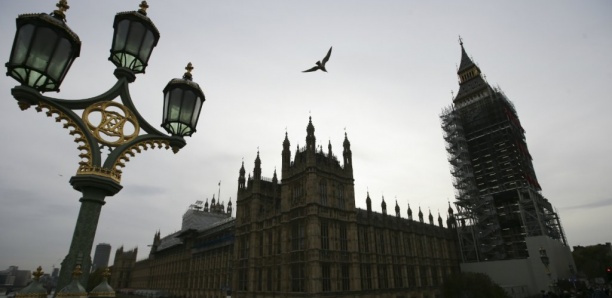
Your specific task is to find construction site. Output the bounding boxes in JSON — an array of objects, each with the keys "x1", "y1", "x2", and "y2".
[{"x1": 440, "y1": 42, "x2": 568, "y2": 263}]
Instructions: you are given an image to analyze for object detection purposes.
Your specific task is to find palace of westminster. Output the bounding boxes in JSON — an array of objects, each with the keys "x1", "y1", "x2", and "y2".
[{"x1": 109, "y1": 42, "x2": 574, "y2": 298}]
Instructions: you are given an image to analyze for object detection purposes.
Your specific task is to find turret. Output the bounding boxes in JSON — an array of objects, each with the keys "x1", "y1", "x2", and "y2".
[
  {"x1": 395, "y1": 200, "x2": 400, "y2": 218},
  {"x1": 253, "y1": 150, "x2": 262, "y2": 180},
  {"x1": 204, "y1": 198, "x2": 209, "y2": 212},
  {"x1": 343, "y1": 132, "x2": 352, "y2": 170},
  {"x1": 407, "y1": 203, "x2": 413, "y2": 220},
  {"x1": 149, "y1": 230, "x2": 160, "y2": 256},
  {"x1": 428, "y1": 209, "x2": 434, "y2": 225},
  {"x1": 418, "y1": 207, "x2": 424, "y2": 223},
  {"x1": 381, "y1": 196, "x2": 387, "y2": 216},
  {"x1": 306, "y1": 116, "x2": 316, "y2": 152},
  {"x1": 227, "y1": 199, "x2": 233, "y2": 215},
  {"x1": 438, "y1": 212, "x2": 443, "y2": 227},
  {"x1": 282, "y1": 132, "x2": 291, "y2": 175},
  {"x1": 366, "y1": 192, "x2": 372, "y2": 213},
  {"x1": 238, "y1": 161, "x2": 246, "y2": 189}
]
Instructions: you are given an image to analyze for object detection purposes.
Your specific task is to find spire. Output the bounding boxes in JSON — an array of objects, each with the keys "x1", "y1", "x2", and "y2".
[
  {"x1": 306, "y1": 116, "x2": 316, "y2": 151},
  {"x1": 438, "y1": 211, "x2": 443, "y2": 227},
  {"x1": 328, "y1": 140, "x2": 332, "y2": 157},
  {"x1": 283, "y1": 131, "x2": 290, "y2": 149},
  {"x1": 238, "y1": 161, "x2": 246, "y2": 189},
  {"x1": 418, "y1": 206, "x2": 424, "y2": 223},
  {"x1": 254, "y1": 149, "x2": 261, "y2": 180},
  {"x1": 343, "y1": 131, "x2": 352, "y2": 169},
  {"x1": 407, "y1": 203, "x2": 413, "y2": 220},
  {"x1": 204, "y1": 198, "x2": 209, "y2": 212},
  {"x1": 272, "y1": 168, "x2": 278, "y2": 183},
  {"x1": 395, "y1": 200, "x2": 400, "y2": 218},
  {"x1": 448, "y1": 201, "x2": 454, "y2": 216},
  {"x1": 227, "y1": 199, "x2": 233, "y2": 215},
  {"x1": 428, "y1": 209, "x2": 434, "y2": 225},
  {"x1": 457, "y1": 36, "x2": 477, "y2": 73},
  {"x1": 454, "y1": 37, "x2": 488, "y2": 104},
  {"x1": 282, "y1": 132, "x2": 291, "y2": 175},
  {"x1": 366, "y1": 192, "x2": 372, "y2": 213},
  {"x1": 381, "y1": 196, "x2": 387, "y2": 215}
]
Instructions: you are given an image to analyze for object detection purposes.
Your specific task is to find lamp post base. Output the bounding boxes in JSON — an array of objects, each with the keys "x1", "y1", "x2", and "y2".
[{"x1": 55, "y1": 175, "x2": 122, "y2": 294}]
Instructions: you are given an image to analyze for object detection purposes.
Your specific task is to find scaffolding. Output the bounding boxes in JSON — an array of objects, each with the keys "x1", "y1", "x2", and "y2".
[{"x1": 441, "y1": 88, "x2": 567, "y2": 262}]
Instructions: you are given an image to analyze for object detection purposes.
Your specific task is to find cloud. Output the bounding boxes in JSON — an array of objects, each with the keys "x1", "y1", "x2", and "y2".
[{"x1": 561, "y1": 199, "x2": 612, "y2": 211}]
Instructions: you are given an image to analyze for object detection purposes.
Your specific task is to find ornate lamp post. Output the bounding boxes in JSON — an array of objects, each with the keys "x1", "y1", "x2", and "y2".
[{"x1": 5, "y1": 1, "x2": 206, "y2": 291}]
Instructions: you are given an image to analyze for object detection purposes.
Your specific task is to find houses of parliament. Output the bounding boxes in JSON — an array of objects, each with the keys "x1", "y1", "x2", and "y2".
[{"x1": 111, "y1": 116, "x2": 461, "y2": 298}]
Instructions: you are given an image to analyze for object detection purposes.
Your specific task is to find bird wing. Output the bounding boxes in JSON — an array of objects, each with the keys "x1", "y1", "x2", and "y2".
[
  {"x1": 302, "y1": 65, "x2": 320, "y2": 72},
  {"x1": 322, "y1": 47, "x2": 332, "y2": 64}
]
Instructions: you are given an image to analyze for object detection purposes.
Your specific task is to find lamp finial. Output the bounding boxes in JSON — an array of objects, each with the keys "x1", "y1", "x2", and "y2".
[
  {"x1": 183, "y1": 62, "x2": 194, "y2": 80},
  {"x1": 52, "y1": 0, "x2": 70, "y2": 21},
  {"x1": 138, "y1": 1, "x2": 149, "y2": 15}
]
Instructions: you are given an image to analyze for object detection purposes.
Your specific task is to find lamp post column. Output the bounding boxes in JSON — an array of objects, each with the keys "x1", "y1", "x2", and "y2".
[{"x1": 56, "y1": 175, "x2": 122, "y2": 291}]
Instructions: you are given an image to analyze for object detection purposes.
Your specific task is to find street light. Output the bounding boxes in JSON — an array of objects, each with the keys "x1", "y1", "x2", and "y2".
[{"x1": 5, "y1": 0, "x2": 206, "y2": 291}]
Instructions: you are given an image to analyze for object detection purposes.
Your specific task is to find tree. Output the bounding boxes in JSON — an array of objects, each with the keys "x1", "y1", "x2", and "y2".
[{"x1": 442, "y1": 272, "x2": 509, "y2": 298}]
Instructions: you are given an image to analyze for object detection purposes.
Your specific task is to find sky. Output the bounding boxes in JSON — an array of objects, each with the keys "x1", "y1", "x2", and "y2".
[{"x1": 0, "y1": 1, "x2": 611, "y2": 273}]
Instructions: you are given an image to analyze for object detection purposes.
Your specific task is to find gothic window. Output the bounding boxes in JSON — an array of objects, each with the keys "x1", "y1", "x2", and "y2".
[
  {"x1": 267, "y1": 230, "x2": 272, "y2": 256},
  {"x1": 257, "y1": 268, "x2": 263, "y2": 291},
  {"x1": 291, "y1": 263, "x2": 305, "y2": 292},
  {"x1": 322, "y1": 263, "x2": 331, "y2": 292},
  {"x1": 404, "y1": 234, "x2": 412, "y2": 256},
  {"x1": 238, "y1": 259, "x2": 248, "y2": 291},
  {"x1": 337, "y1": 184, "x2": 345, "y2": 208},
  {"x1": 240, "y1": 237, "x2": 249, "y2": 259},
  {"x1": 266, "y1": 267, "x2": 272, "y2": 291},
  {"x1": 321, "y1": 220, "x2": 329, "y2": 251},
  {"x1": 420, "y1": 266, "x2": 429, "y2": 287},
  {"x1": 431, "y1": 266, "x2": 438, "y2": 286},
  {"x1": 339, "y1": 223, "x2": 348, "y2": 253},
  {"x1": 361, "y1": 264, "x2": 372, "y2": 290},
  {"x1": 393, "y1": 265, "x2": 404, "y2": 288},
  {"x1": 341, "y1": 264, "x2": 350, "y2": 291},
  {"x1": 378, "y1": 265, "x2": 388, "y2": 289},
  {"x1": 320, "y1": 180, "x2": 327, "y2": 205},
  {"x1": 407, "y1": 266, "x2": 416, "y2": 287},
  {"x1": 259, "y1": 232, "x2": 264, "y2": 256},
  {"x1": 378, "y1": 232, "x2": 386, "y2": 254},
  {"x1": 359, "y1": 226, "x2": 369, "y2": 253},
  {"x1": 291, "y1": 220, "x2": 305, "y2": 251}
]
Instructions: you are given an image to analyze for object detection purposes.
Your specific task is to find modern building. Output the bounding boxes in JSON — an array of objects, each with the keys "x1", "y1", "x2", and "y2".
[
  {"x1": 440, "y1": 39, "x2": 575, "y2": 296},
  {"x1": 92, "y1": 243, "x2": 112, "y2": 272},
  {"x1": 113, "y1": 118, "x2": 461, "y2": 298},
  {"x1": 0, "y1": 266, "x2": 31, "y2": 290}
]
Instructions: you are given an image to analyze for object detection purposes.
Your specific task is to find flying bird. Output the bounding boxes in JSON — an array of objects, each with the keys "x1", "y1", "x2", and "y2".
[{"x1": 302, "y1": 47, "x2": 332, "y2": 73}]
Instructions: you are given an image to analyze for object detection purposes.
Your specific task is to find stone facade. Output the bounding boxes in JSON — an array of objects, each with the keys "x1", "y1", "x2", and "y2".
[
  {"x1": 232, "y1": 118, "x2": 460, "y2": 298},
  {"x1": 115, "y1": 118, "x2": 460, "y2": 298}
]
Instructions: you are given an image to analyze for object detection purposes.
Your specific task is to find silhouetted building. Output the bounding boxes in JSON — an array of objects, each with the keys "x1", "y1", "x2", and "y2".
[
  {"x1": 110, "y1": 246, "x2": 137, "y2": 289},
  {"x1": 232, "y1": 117, "x2": 459, "y2": 297},
  {"x1": 114, "y1": 118, "x2": 460, "y2": 298},
  {"x1": 0, "y1": 266, "x2": 31, "y2": 288},
  {"x1": 440, "y1": 39, "x2": 575, "y2": 295},
  {"x1": 92, "y1": 243, "x2": 112, "y2": 272}
]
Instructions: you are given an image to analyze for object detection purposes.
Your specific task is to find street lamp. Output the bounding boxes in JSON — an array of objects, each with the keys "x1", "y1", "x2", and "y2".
[{"x1": 5, "y1": 0, "x2": 206, "y2": 291}]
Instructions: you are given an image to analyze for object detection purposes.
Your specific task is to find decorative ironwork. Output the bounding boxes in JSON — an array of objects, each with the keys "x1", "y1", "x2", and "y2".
[{"x1": 82, "y1": 101, "x2": 140, "y2": 147}]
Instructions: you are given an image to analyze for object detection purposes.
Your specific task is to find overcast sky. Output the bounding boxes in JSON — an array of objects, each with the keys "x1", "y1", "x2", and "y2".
[{"x1": 1, "y1": 1, "x2": 610, "y2": 273}]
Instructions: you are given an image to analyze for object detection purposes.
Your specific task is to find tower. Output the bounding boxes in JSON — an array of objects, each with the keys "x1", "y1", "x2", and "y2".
[
  {"x1": 440, "y1": 39, "x2": 568, "y2": 262},
  {"x1": 233, "y1": 117, "x2": 357, "y2": 296}
]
